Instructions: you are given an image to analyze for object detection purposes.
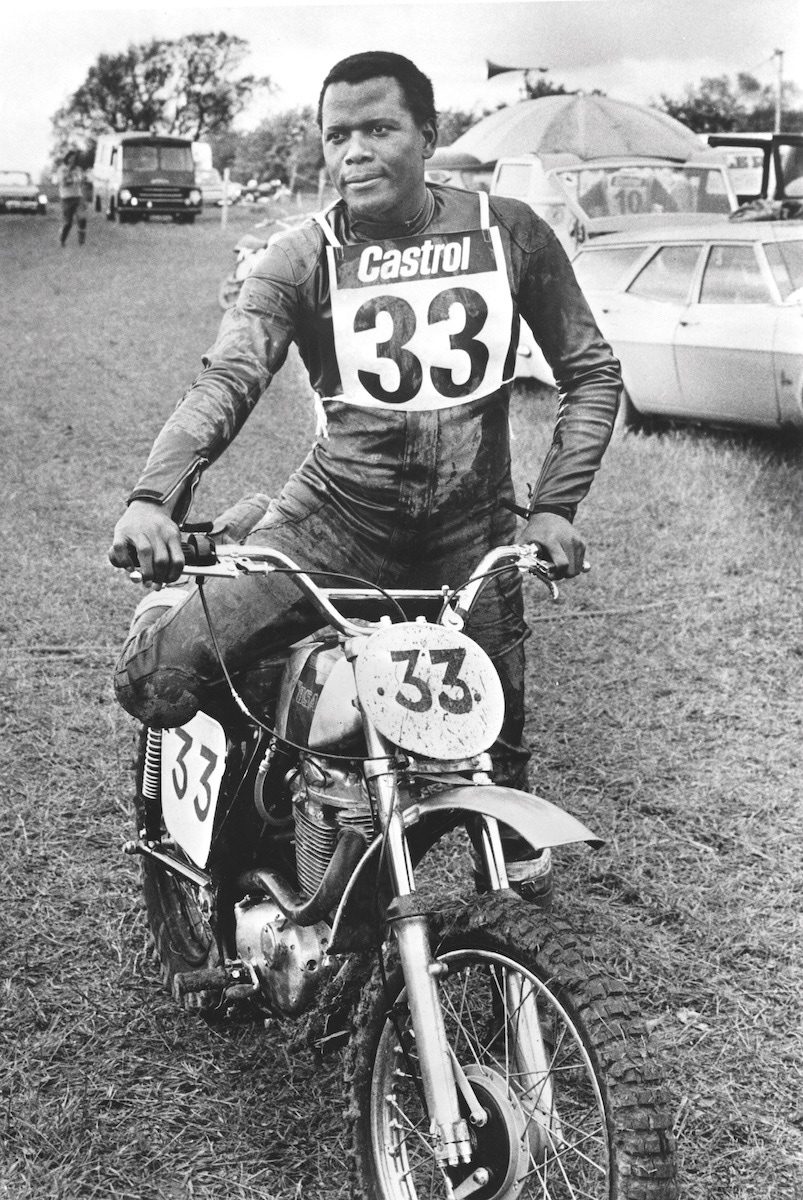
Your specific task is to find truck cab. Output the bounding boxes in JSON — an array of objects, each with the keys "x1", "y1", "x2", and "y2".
[{"x1": 91, "y1": 133, "x2": 202, "y2": 224}]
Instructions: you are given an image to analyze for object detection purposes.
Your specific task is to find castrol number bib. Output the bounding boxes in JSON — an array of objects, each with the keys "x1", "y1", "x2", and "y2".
[{"x1": 327, "y1": 225, "x2": 514, "y2": 411}]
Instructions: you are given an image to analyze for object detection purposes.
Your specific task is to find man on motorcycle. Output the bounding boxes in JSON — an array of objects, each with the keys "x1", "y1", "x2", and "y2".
[{"x1": 109, "y1": 51, "x2": 622, "y2": 900}]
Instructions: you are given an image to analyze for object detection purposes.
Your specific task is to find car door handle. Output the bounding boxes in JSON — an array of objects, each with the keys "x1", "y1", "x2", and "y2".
[
  {"x1": 678, "y1": 319, "x2": 699, "y2": 327},
  {"x1": 600, "y1": 306, "x2": 620, "y2": 314}
]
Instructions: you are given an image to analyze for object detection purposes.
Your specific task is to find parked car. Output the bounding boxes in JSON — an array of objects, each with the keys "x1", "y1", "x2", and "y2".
[
  {"x1": 0, "y1": 170, "x2": 48, "y2": 214},
  {"x1": 241, "y1": 178, "x2": 291, "y2": 204},
  {"x1": 517, "y1": 221, "x2": 803, "y2": 433},
  {"x1": 492, "y1": 153, "x2": 738, "y2": 257},
  {"x1": 196, "y1": 167, "x2": 242, "y2": 206}
]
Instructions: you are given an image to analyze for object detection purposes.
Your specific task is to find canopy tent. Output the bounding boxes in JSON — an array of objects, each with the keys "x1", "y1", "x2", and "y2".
[{"x1": 429, "y1": 94, "x2": 701, "y2": 171}]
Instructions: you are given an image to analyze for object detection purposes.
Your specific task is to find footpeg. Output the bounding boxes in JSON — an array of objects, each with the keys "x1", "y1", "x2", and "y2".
[{"x1": 172, "y1": 960, "x2": 259, "y2": 1011}]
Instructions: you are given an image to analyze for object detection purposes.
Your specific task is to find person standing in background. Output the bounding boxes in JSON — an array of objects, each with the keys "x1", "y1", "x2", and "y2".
[{"x1": 56, "y1": 149, "x2": 88, "y2": 247}]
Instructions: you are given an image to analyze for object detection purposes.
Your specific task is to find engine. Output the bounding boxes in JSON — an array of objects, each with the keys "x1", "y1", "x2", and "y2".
[{"x1": 289, "y1": 758, "x2": 378, "y2": 898}]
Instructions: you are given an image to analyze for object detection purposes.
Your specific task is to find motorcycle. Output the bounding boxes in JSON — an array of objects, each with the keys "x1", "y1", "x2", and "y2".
[
  {"x1": 122, "y1": 534, "x2": 678, "y2": 1199},
  {"x1": 218, "y1": 213, "x2": 311, "y2": 310},
  {"x1": 217, "y1": 228, "x2": 271, "y2": 310}
]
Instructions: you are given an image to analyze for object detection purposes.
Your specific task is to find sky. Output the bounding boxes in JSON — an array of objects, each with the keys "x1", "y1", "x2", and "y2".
[{"x1": 3, "y1": 0, "x2": 800, "y2": 177}]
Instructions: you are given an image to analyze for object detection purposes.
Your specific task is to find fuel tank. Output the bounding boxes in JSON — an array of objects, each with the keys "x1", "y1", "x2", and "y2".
[{"x1": 274, "y1": 632, "x2": 362, "y2": 751}]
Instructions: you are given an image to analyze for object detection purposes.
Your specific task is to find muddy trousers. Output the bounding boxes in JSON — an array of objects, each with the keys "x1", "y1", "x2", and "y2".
[
  {"x1": 60, "y1": 197, "x2": 86, "y2": 245},
  {"x1": 115, "y1": 464, "x2": 532, "y2": 791}
]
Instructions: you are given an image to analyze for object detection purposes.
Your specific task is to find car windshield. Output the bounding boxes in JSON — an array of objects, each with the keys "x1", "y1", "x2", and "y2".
[
  {"x1": 554, "y1": 163, "x2": 733, "y2": 218},
  {"x1": 763, "y1": 239, "x2": 803, "y2": 300},
  {"x1": 122, "y1": 145, "x2": 194, "y2": 172},
  {"x1": 572, "y1": 245, "x2": 648, "y2": 291},
  {"x1": 0, "y1": 171, "x2": 32, "y2": 186}
]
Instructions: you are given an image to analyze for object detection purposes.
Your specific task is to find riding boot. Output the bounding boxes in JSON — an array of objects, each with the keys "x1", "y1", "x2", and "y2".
[{"x1": 471, "y1": 837, "x2": 554, "y2": 912}]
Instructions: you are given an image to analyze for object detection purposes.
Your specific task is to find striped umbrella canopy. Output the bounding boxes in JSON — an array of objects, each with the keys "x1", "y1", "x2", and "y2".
[{"x1": 430, "y1": 94, "x2": 701, "y2": 170}]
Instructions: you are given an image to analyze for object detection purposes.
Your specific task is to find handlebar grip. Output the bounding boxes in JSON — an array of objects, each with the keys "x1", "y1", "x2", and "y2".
[
  {"x1": 180, "y1": 533, "x2": 217, "y2": 566},
  {"x1": 181, "y1": 520, "x2": 214, "y2": 534}
]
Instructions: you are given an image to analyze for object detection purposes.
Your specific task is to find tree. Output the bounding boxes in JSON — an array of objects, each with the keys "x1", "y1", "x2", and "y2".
[
  {"x1": 658, "y1": 72, "x2": 803, "y2": 133},
  {"x1": 51, "y1": 32, "x2": 270, "y2": 159},
  {"x1": 437, "y1": 109, "x2": 478, "y2": 146},
  {"x1": 230, "y1": 107, "x2": 322, "y2": 188},
  {"x1": 521, "y1": 72, "x2": 573, "y2": 101},
  {"x1": 51, "y1": 41, "x2": 173, "y2": 154},
  {"x1": 165, "y1": 33, "x2": 269, "y2": 140}
]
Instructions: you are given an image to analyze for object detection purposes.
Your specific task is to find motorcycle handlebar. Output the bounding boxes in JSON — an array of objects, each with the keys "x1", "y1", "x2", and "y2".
[{"x1": 173, "y1": 538, "x2": 566, "y2": 634}]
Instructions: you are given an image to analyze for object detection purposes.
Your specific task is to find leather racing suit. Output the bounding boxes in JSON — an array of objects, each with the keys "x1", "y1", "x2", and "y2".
[{"x1": 114, "y1": 184, "x2": 622, "y2": 789}]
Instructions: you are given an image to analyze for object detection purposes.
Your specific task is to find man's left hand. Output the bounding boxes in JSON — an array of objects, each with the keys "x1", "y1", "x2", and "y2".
[{"x1": 521, "y1": 511, "x2": 587, "y2": 578}]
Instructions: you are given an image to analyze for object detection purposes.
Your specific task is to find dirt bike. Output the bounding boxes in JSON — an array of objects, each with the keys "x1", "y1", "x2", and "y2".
[
  {"x1": 218, "y1": 213, "x2": 312, "y2": 309},
  {"x1": 122, "y1": 535, "x2": 678, "y2": 1199}
]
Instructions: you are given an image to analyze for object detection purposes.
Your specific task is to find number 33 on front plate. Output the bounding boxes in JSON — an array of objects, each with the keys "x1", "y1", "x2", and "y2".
[{"x1": 355, "y1": 623, "x2": 505, "y2": 760}]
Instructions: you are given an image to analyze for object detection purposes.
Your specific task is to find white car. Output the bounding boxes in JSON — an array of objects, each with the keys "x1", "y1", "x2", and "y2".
[
  {"x1": 196, "y1": 168, "x2": 242, "y2": 206},
  {"x1": 492, "y1": 153, "x2": 738, "y2": 259},
  {"x1": 517, "y1": 221, "x2": 803, "y2": 432}
]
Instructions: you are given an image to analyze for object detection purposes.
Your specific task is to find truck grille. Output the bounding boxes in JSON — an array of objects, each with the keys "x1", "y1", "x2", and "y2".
[{"x1": 135, "y1": 186, "x2": 186, "y2": 205}]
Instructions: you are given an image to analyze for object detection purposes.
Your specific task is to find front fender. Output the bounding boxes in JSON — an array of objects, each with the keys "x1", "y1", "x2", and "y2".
[
  {"x1": 405, "y1": 785, "x2": 603, "y2": 853},
  {"x1": 328, "y1": 785, "x2": 602, "y2": 953}
]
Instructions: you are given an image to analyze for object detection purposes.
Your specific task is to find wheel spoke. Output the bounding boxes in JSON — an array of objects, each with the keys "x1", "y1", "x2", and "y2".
[{"x1": 349, "y1": 901, "x2": 676, "y2": 1199}]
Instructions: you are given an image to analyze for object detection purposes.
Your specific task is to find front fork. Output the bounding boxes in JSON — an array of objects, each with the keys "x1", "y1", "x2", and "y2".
[
  {"x1": 363, "y1": 723, "x2": 474, "y2": 1169},
  {"x1": 476, "y1": 781, "x2": 562, "y2": 1143},
  {"x1": 365, "y1": 722, "x2": 561, "y2": 1168}
]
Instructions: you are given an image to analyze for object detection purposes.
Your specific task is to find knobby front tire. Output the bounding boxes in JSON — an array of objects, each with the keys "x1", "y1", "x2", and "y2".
[{"x1": 345, "y1": 892, "x2": 677, "y2": 1200}]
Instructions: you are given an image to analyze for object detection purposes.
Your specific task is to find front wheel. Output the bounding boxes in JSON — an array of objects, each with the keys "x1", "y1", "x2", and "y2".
[{"x1": 346, "y1": 893, "x2": 677, "y2": 1199}]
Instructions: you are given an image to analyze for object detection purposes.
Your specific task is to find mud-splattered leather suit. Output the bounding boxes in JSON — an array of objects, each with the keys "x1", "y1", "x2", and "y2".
[{"x1": 115, "y1": 185, "x2": 621, "y2": 788}]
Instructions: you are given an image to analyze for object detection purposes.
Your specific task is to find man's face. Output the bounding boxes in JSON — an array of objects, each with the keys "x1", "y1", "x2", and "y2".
[{"x1": 321, "y1": 76, "x2": 437, "y2": 223}]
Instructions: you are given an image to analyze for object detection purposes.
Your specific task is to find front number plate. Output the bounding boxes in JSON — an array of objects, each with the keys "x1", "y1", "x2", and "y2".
[{"x1": 354, "y1": 623, "x2": 504, "y2": 760}]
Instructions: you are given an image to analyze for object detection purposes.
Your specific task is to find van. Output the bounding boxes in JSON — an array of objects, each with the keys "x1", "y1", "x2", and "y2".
[{"x1": 91, "y1": 133, "x2": 202, "y2": 224}]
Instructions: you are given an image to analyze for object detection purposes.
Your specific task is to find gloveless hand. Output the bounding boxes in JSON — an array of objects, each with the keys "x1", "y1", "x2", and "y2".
[
  {"x1": 108, "y1": 500, "x2": 185, "y2": 585},
  {"x1": 521, "y1": 511, "x2": 587, "y2": 578}
]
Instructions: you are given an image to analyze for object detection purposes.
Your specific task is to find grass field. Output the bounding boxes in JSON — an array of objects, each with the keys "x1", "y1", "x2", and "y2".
[{"x1": 1, "y1": 204, "x2": 802, "y2": 1199}]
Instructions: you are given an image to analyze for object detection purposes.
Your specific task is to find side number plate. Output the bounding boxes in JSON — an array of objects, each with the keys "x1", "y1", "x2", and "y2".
[
  {"x1": 354, "y1": 623, "x2": 504, "y2": 760},
  {"x1": 161, "y1": 712, "x2": 227, "y2": 868}
]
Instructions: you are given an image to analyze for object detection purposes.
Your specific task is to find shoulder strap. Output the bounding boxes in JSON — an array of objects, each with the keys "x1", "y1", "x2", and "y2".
[
  {"x1": 313, "y1": 202, "x2": 342, "y2": 248},
  {"x1": 478, "y1": 188, "x2": 490, "y2": 229}
]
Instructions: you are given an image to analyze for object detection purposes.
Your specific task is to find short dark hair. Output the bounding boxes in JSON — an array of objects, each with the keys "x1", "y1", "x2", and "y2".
[{"x1": 317, "y1": 51, "x2": 437, "y2": 129}]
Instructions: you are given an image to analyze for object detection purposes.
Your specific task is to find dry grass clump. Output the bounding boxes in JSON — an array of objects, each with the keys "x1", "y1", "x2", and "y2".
[{"x1": 2, "y1": 212, "x2": 802, "y2": 1197}]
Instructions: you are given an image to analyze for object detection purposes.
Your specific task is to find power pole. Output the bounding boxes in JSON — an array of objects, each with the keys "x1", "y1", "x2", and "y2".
[{"x1": 774, "y1": 48, "x2": 784, "y2": 133}]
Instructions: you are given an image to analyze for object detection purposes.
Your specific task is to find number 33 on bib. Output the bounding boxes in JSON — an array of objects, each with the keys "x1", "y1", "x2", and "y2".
[{"x1": 321, "y1": 211, "x2": 515, "y2": 411}]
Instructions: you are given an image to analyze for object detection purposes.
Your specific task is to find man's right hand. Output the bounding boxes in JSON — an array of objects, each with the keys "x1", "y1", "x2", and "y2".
[{"x1": 108, "y1": 500, "x2": 185, "y2": 585}]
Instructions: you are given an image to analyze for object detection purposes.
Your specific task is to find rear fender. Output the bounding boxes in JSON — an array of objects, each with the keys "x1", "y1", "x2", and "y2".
[{"x1": 328, "y1": 785, "x2": 602, "y2": 953}]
